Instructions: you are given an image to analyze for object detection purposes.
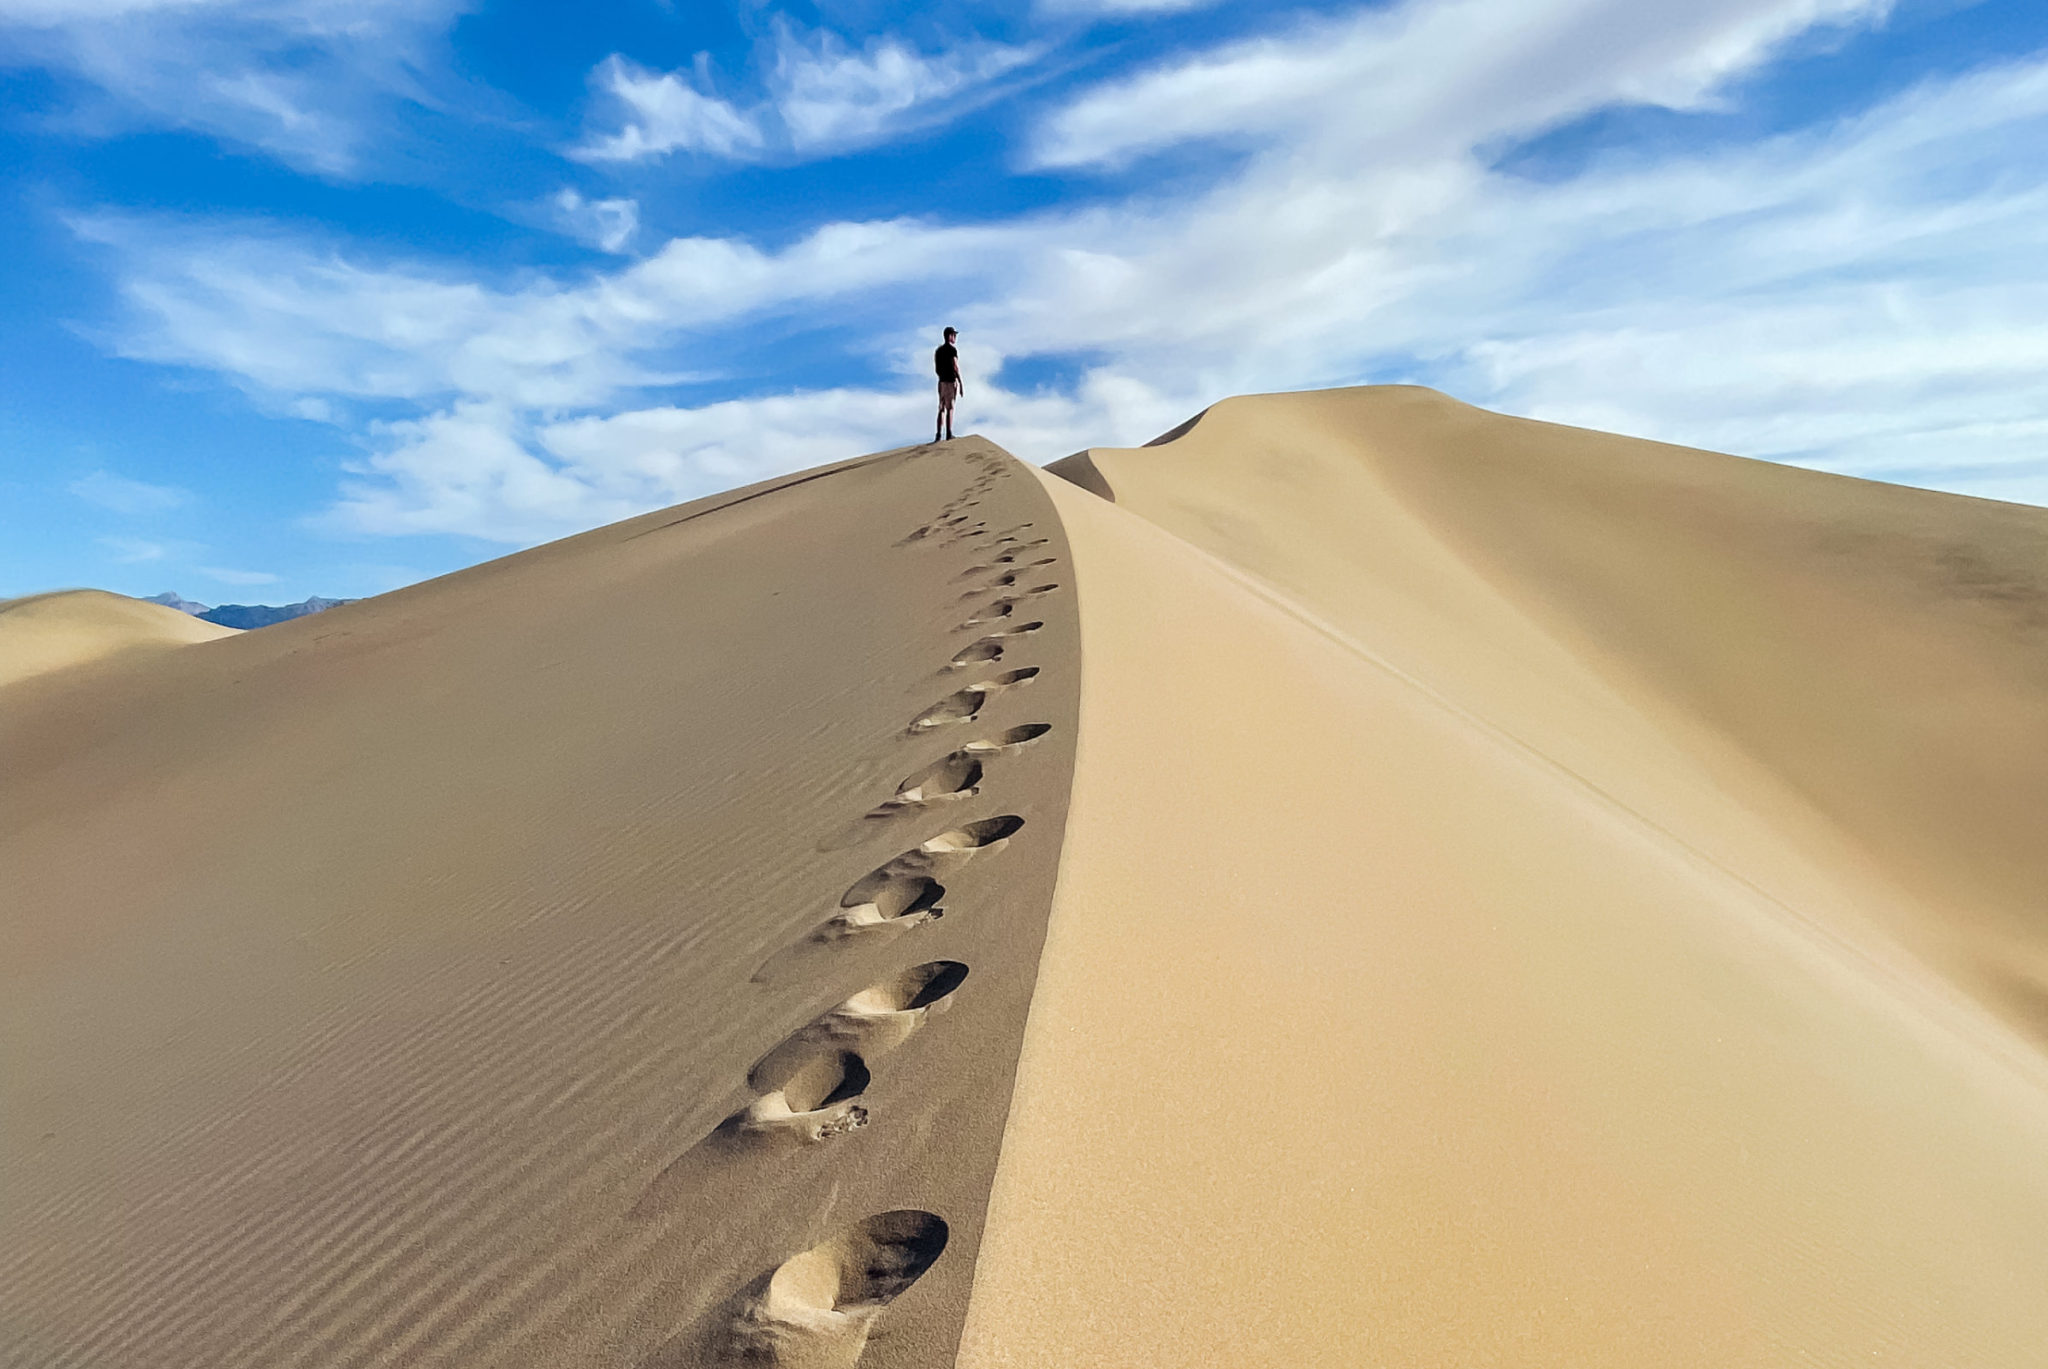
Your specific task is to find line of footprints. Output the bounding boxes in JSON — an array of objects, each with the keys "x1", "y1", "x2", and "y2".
[{"x1": 689, "y1": 451, "x2": 1062, "y2": 1367}]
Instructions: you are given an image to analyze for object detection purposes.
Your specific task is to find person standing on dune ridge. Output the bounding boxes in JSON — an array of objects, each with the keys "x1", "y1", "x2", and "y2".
[{"x1": 934, "y1": 327, "x2": 963, "y2": 443}]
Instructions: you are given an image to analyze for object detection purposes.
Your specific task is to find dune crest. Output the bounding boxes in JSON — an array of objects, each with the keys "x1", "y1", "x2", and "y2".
[{"x1": 0, "y1": 589, "x2": 236, "y2": 688}]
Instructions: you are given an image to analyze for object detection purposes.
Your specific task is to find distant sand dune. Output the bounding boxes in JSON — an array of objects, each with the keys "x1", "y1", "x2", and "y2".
[{"x1": 0, "y1": 588, "x2": 235, "y2": 688}]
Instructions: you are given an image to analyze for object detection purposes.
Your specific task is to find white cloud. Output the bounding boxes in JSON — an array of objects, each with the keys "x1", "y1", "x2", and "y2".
[
  {"x1": 1033, "y1": 0, "x2": 1893, "y2": 168},
  {"x1": 96, "y1": 535, "x2": 167, "y2": 562},
  {"x1": 0, "y1": 0, "x2": 235, "y2": 20},
  {"x1": 201, "y1": 565, "x2": 281, "y2": 586},
  {"x1": 0, "y1": 0, "x2": 472, "y2": 174},
  {"x1": 576, "y1": 25, "x2": 1037, "y2": 164},
  {"x1": 324, "y1": 402, "x2": 641, "y2": 542},
  {"x1": 316, "y1": 367, "x2": 1194, "y2": 545},
  {"x1": 576, "y1": 54, "x2": 763, "y2": 162},
  {"x1": 69, "y1": 469, "x2": 191, "y2": 513},
  {"x1": 770, "y1": 26, "x2": 1036, "y2": 150},
  {"x1": 1037, "y1": 0, "x2": 1221, "y2": 13},
  {"x1": 72, "y1": 0, "x2": 2048, "y2": 539},
  {"x1": 551, "y1": 188, "x2": 640, "y2": 254},
  {"x1": 76, "y1": 210, "x2": 1006, "y2": 410}
]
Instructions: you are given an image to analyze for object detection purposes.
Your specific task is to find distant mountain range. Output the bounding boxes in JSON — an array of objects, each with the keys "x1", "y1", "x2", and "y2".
[{"x1": 145, "y1": 592, "x2": 355, "y2": 630}]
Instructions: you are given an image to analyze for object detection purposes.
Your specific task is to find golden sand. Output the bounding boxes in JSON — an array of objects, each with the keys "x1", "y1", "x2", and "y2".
[{"x1": 7, "y1": 388, "x2": 2047, "y2": 1366}]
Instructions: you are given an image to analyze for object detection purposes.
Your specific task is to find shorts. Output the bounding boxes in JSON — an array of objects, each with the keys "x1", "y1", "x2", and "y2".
[{"x1": 938, "y1": 380, "x2": 959, "y2": 404}]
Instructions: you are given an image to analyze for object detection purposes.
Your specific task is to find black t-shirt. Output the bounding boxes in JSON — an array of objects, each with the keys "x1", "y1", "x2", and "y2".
[{"x1": 934, "y1": 343, "x2": 959, "y2": 382}]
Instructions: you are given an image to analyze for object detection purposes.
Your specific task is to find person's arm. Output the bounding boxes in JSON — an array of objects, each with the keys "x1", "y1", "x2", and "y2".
[{"x1": 956, "y1": 353, "x2": 965, "y2": 394}]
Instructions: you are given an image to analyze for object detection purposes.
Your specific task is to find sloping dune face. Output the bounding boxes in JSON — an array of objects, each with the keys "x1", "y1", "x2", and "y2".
[
  {"x1": 0, "y1": 589, "x2": 236, "y2": 688},
  {"x1": 959, "y1": 389, "x2": 2048, "y2": 1365},
  {"x1": 0, "y1": 439, "x2": 1079, "y2": 1367},
  {"x1": 1050, "y1": 388, "x2": 2048, "y2": 1039}
]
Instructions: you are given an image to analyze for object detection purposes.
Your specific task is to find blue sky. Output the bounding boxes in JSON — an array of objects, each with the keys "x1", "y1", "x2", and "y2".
[{"x1": 3, "y1": 0, "x2": 2046, "y2": 603}]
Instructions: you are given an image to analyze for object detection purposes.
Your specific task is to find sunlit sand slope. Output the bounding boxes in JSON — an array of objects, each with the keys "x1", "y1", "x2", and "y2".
[
  {"x1": 958, "y1": 393, "x2": 2048, "y2": 1365},
  {"x1": 0, "y1": 439, "x2": 1079, "y2": 1368},
  {"x1": 0, "y1": 589, "x2": 235, "y2": 688},
  {"x1": 1051, "y1": 386, "x2": 2048, "y2": 1039}
]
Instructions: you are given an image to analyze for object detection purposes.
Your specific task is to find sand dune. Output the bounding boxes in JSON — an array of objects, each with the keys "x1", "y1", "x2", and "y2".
[
  {"x1": 969, "y1": 393, "x2": 2048, "y2": 1364},
  {"x1": 6, "y1": 388, "x2": 2047, "y2": 1366},
  {"x1": 0, "y1": 589, "x2": 236, "y2": 689},
  {"x1": 3, "y1": 443, "x2": 1078, "y2": 1367},
  {"x1": 1050, "y1": 387, "x2": 2048, "y2": 1043}
]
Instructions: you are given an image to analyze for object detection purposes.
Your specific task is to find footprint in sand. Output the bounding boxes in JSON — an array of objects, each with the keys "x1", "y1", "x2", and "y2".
[
  {"x1": 753, "y1": 866, "x2": 951, "y2": 978},
  {"x1": 829, "y1": 871, "x2": 948, "y2": 932},
  {"x1": 809, "y1": 817, "x2": 1023, "y2": 927},
  {"x1": 909, "y1": 687, "x2": 987, "y2": 730},
  {"x1": 945, "y1": 637, "x2": 1006, "y2": 671},
  {"x1": 958, "y1": 601, "x2": 1014, "y2": 629},
  {"x1": 656, "y1": 1210, "x2": 947, "y2": 1365},
  {"x1": 908, "y1": 669, "x2": 1039, "y2": 730},
  {"x1": 961, "y1": 723, "x2": 1051, "y2": 755},
  {"x1": 817, "y1": 720, "x2": 1048, "y2": 850},
  {"x1": 960, "y1": 592, "x2": 1056, "y2": 627},
  {"x1": 872, "y1": 751, "x2": 984, "y2": 811},
  {"x1": 957, "y1": 574, "x2": 1019, "y2": 600},
  {"x1": 760, "y1": 960, "x2": 969, "y2": 1074},
  {"x1": 859, "y1": 817, "x2": 1026, "y2": 884},
  {"x1": 659, "y1": 962, "x2": 970, "y2": 1169},
  {"x1": 713, "y1": 1049, "x2": 873, "y2": 1148},
  {"x1": 981, "y1": 583, "x2": 1058, "y2": 605}
]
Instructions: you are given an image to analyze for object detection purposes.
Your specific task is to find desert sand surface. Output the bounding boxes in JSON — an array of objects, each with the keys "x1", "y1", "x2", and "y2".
[
  {"x1": 6, "y1": 386, "x2": 2048, "y2": 1366},
  {"x1": 2, "y1": 440, "x2": 1078, "y2": 1367},
  {"x1": 961, "y1": 388, "x2": 2048, "y2": 1365},
  {"x1": 0, "y1": 589, "x2": 236, "y2": 689}
]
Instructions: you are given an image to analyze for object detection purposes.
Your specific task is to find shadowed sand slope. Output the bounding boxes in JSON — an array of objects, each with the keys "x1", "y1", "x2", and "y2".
[
  {"x1": 0, "y1": 439, "x2": 1078, "y2": 1368},
  {"x1": 957, "y1": 391, "x2": 2048, "y2": 1366},
  {"x1": 0, "y1": 589, "x2": 237, "y2": 688}
]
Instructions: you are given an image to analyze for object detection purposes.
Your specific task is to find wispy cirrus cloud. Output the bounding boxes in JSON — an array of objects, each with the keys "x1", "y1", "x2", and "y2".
[
  {"x1": 74, "y1": 209, "x2": 1008, "y2": 411},
  {"x1": 0, "y1": 0, "x2": 474, "y2": 174},
  {"x1": 68, "y1": 469, "x2": 191, "y2": 514},
  {"x1": 1036, "y1": 0, "x2": 1225, "y2": 14},
  {"x1": 1033, "y1": 0, "x2": 1895, "y2": 168},
  {"x1": 63, "y1": 0, "x2": 2048, "y2": 547},
  {"x1": 200, "y1": 565, "x2": 280, "y2": 586},
  {"x1": 575, "y1": 24, "x2": 1038, "y2": 164},
  {"x1": 96, "y1": 535, "x2": 168, "y2": 562}
]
